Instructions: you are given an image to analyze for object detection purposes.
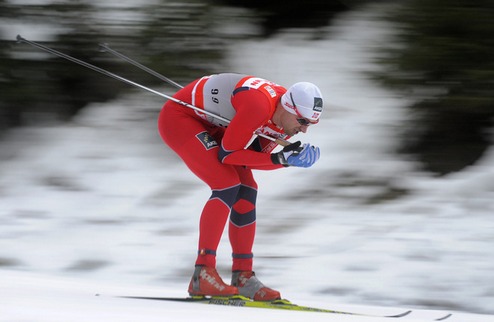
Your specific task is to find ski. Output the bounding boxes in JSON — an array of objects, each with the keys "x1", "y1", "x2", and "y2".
[
  {"x1": 435, "y1": 313, "x2": 453, "y2": 321},
  {"x1": 118, "y1": 295, "x2": 412, "y2": 318}
]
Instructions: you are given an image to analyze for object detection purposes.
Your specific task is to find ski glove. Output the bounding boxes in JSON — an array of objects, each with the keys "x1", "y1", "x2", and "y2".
[{"x1": 271, "y1": 141, "x2": 320, "y2": 168}]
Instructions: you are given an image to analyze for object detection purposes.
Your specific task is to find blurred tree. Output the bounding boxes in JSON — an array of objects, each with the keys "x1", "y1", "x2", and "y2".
[
  {"x1": 135, "y1": 0, "x2": 230, "y2": 85},
  {"x1": 0, "y1": 0, "x2": 20, "y2": 131},
  {"x1": 1, "y1": 1, "x2": 127, "y2": 130},
  {"x1": 218, "y1": 0, "x2": 349, "y2": 36},
  {"x1": 374, "y1": 0, "x2": 494, "y2": 175},
  {"x1": 0, "y1": 0, "x2": 234, "y2": 135}
]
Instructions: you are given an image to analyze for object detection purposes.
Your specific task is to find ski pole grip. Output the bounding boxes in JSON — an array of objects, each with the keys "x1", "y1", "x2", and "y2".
[{"x1": 275, "y1": 138, "x2": 291, "y2": 147}]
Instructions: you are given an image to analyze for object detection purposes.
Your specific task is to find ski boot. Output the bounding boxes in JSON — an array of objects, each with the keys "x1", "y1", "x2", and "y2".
[
  {"x1": 231, "y1": 271, "x2": 281, "y2": 301},
  {"x1": 188, "y1": 266, "x2": 239, "y2": 297}
]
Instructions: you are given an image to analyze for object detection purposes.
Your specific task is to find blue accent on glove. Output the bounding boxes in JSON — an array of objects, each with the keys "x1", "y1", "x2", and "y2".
[{"x1": 285, "y1": 143, "x2": 320, "y2": 168}]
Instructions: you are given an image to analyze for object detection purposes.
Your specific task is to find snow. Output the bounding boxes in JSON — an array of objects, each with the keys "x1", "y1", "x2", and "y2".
[
  {"x1": 0, "y1": 271, "x2": 491, "y2": 322},
  {"x1": 1, "y1": 4, "x2": 493, "y2": 322}
]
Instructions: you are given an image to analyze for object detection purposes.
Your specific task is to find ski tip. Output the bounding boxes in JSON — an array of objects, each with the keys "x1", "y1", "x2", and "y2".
[
  {"x1": 388, "y1": 310, "x2": 412, "y2": 318},
  {"x1": 435, "y1": 313, "x2": 453, "y2": 321}
]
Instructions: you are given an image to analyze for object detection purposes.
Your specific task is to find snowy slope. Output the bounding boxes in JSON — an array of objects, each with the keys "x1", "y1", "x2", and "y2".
[
  {"x1": 1, "y1": 3, "x2": 494, "y2": 322},
  {"x1": 1, "y1": 270, "x2": 491, "y2": 322}
]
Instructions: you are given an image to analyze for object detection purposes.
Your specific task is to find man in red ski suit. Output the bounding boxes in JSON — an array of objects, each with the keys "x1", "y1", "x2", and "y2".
[{"x1": 158, "y1": 73, "x2": 323, "y2": 301}]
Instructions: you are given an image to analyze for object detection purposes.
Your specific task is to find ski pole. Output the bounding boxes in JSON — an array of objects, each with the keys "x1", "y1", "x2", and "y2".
[
  {"x1": 15, "y1": 34, "x2": 226, "y2": 122},
  {"x1": 98, "y1": 43, "x2": 183, "y2": 89},
  {"x1": 98, "y1": 43, "x2": 294, "y2": 148},
  {"x1": 16, "y1": 35, "x2": 290, "y2": 147}
]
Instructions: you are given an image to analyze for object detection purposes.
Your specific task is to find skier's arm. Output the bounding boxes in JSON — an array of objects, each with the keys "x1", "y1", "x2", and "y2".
[{"x1": 218, "y1": 90, "x2": 283, "y2": 168}]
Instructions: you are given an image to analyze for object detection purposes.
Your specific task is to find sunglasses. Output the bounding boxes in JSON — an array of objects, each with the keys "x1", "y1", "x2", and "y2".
[
  {"x1": 296, "y1": 118, "x2": 312, "y2": 126},
  {"x1": 290, "y1": 92, "x2": 319, "y2": 126}
]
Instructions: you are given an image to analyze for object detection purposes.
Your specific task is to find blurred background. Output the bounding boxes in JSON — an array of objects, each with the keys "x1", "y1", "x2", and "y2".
[
  {"x1": 1, "y1": 0, "x2": 494, "y2": 315},
  {"x1": 2, "y1": 0, "x2": 493, "y2": 174}
]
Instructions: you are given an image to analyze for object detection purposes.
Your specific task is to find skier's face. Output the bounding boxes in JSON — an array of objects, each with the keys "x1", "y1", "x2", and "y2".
[{"x1": 281, "y1": 112, "x2": 310, "y2": 136}]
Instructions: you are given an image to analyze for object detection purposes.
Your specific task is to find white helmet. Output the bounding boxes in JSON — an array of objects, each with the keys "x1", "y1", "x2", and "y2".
[{"x1": 281, "y1": 82, "x2": 323, "y2": 124}]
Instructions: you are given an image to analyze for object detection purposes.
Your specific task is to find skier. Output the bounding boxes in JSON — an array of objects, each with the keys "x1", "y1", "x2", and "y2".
[{"x1": 158, "y1": 73, "x2": 324, "y2": 301}]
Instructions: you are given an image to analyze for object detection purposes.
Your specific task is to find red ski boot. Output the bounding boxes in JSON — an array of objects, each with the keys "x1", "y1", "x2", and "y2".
[
  {"x1": 188, "y1": 266, "x2": 239, "y2": 297},
  {"x1": 231, "y1": 271, "x2": 281, "y2": 301}
]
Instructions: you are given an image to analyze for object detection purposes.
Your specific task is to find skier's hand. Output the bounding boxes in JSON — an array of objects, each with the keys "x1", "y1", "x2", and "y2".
[
  {"x1": 272, "y1": 141, "x2": 320, "y2": 168},
  {"x1": 286, "y1": 143, "x2": 320, "y2": 168}
]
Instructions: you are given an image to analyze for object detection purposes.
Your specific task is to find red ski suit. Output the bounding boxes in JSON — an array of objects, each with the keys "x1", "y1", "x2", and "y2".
[{"x1": 158, "y1": 73, "x2": 289, "y2": 271}]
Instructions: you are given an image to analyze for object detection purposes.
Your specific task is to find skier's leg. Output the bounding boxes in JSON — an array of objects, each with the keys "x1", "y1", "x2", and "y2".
[{"x1": 229, "y1": 166, "x2": 257, "y2": 272}]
